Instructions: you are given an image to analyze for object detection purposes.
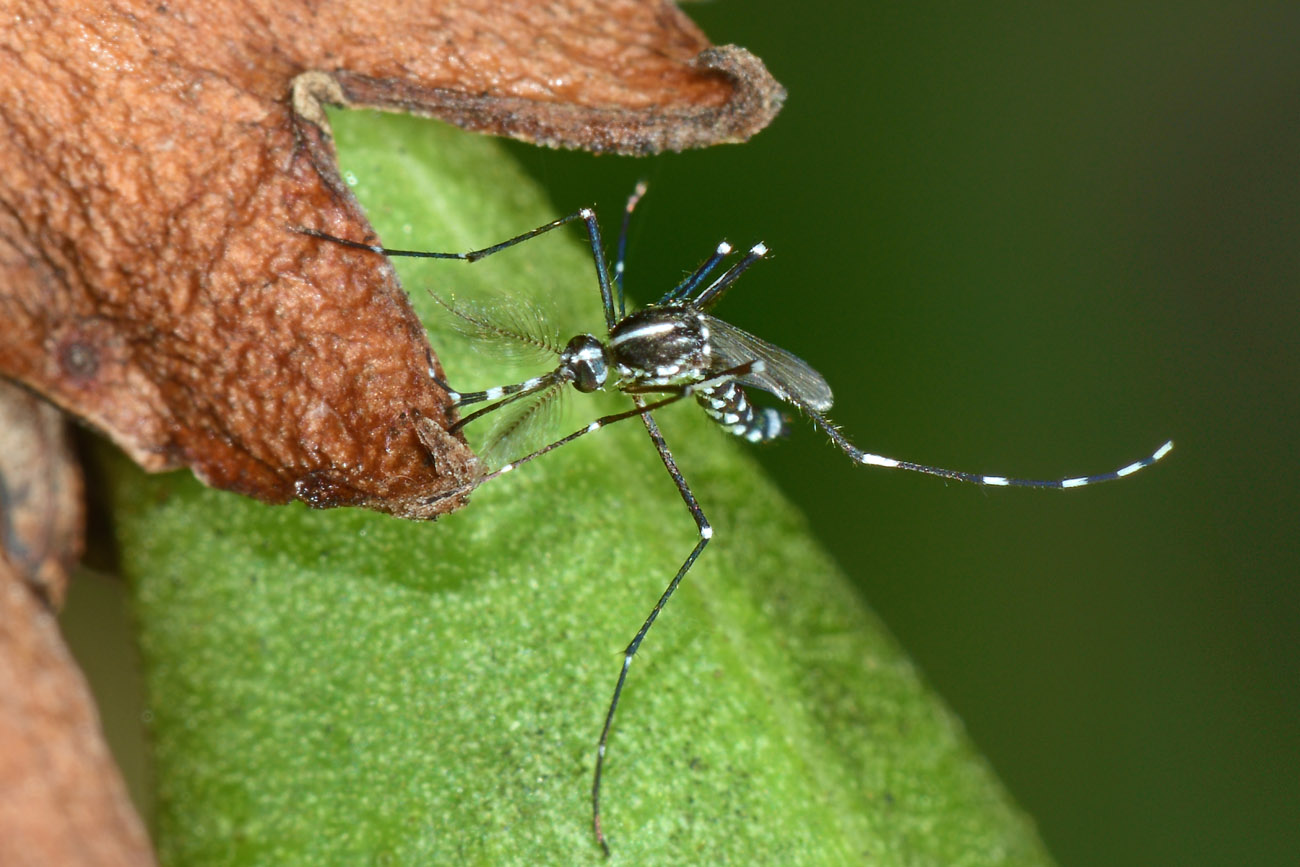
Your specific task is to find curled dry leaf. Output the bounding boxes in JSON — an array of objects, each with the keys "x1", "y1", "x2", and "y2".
[
  {"x1": 0, "y1": 564, "x2": 155, "y2": 866},
  {"x1": 0, "y1": 4, "x2": 781, "y2": 858},
  {"x1": 0, "y1": 379, "x2": 83, "y2": 608},
  {"x1": 0, "y1": 0, "x2": 783, "y2": 519},
  {"x1": 0, "y1": 381, "x2": 152, "y2": 864}
]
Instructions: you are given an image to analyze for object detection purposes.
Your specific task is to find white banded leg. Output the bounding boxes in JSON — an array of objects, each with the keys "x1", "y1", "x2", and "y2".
[
  {"x1": 464, "y1": 362, "x2": 761, "y2": 488},
  {"x1": 444, "y1": 373, "x2": 567, "y2": 435},
  {"x1": 613, "y1": 181, "x2": 649, "y2": 319},
  {"x1": 794, "y1": 399, "x2": 1174, "y2": 488},
  {"x1": 660, "y1": 241, "x2": 735, "y2": 304},
  {"x1": 691, "y1": 242, "x2": 771, "y2": 309},
  {"x1": 442, "y1": 374, "x2": 556, "y2": 408},
  {"x1": 420, "y1": 362, "x2": 763, "y2": 512},
  {"x1": 420, "y1": 391, "x2": 691, "y2": 508},
  {"x1": 591, "y1": 396, "x2": 712, "y2": 856}
]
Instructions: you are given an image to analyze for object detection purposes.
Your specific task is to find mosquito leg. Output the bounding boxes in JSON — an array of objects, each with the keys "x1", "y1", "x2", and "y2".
[
  {"x1": 299, "y1": 209, "x2": 619, "y2": 328},
  {"x1": 794, "y1": 398, "x2": 1175, "y2": 488},
  {"x1": 420, "y1": 392, "x2": 693, "y2": 511},
  {"x1": 443, "y1": 368, "x2": 562, "y2": 410},
  {"x1": 299, "y1": 208, "x2": 621, "y2": 345},
  {"x1": 456, "y1": 360, "x2": 762, "y2": 485},
  {"x1": 428, "y1": 372, "x2": 457, "y2": 397},
  {"x1": 296, "y1": 210, "x2": 591, "y2": 262},
  {"x1": 591, "y1": 396, "x2": 710, "y2": 855},
  {"x1": 691, "y1": 242, "x2": 771, "y2": 309},
  {"x1": 659, "y1": 241, "x2": 734, "y2": 304},
  {"x1": 423, "y1": 356, "x2": 762, "y2": 510},
  {"x1": 423, "y1": 343, "x2": 464, "y2": 402},
  {"x1": 448, "y1": 379, "x2": 557, "y2": 433},
  {"x1": 614, "y1": 181, "x2": 649, "y2": 320}
]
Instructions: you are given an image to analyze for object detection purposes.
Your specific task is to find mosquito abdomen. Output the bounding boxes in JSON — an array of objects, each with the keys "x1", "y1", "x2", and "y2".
[{"x1": 697, "y1": 381, "x2": 786, "y2": 443}]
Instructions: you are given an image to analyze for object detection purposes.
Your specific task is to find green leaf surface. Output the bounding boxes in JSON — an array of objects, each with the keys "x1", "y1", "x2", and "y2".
[{"x1": 103, "y1": 111, "x2": 1055, "y2": 865}]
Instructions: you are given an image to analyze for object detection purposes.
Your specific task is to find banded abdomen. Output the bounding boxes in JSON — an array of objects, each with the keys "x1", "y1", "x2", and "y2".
[{"x1": 696, "y1": 380, "x2": 786, "y2": 443}]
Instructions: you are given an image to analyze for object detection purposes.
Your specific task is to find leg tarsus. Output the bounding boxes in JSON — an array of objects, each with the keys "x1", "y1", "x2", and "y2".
[{"x1": 591, "y1": 397, "x2": 711, "y2": 854}]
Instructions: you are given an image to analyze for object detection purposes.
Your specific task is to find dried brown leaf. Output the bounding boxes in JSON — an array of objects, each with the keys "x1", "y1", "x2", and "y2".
[
  {"x1": 0, "y1": 379, "x2": 83, "y2": 608},
  {"x1": 0, "y1": 381, "x2": 151, "y2": 864},
  {"x1": 0, "y1": 563, "x2": 154, "y2": 866},
  {"x1": 0, "y1": 0, "x2": 782, "y2": 518},
  {"x1": 0, "y1": 4, "x2": 782, "y2": 858}
]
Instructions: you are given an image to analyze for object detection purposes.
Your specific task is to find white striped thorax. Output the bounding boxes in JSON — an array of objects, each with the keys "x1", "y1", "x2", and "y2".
[{"x1": 607, "y1": 307, "x2": 713, "y2": 389}]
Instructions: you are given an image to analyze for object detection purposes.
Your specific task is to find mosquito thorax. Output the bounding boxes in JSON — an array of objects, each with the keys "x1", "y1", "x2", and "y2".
[
  {"x1": 561, "y1": 334, "x2": 610, "y2": 393},
  {"x1": 608, "y1": 306, "x2": 709, "y2": 387}
]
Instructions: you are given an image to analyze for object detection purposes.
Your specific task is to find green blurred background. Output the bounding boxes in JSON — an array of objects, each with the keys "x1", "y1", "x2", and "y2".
[{"x1": 62, "y1": 1, "x2": 1298, "y2": 865}]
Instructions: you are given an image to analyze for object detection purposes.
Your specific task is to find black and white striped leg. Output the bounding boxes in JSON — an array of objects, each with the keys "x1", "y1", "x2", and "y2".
[
  {"x1": 603, "y1": 180, "x2": 751, "y2": 308},
  {"x1": 426, "y1": 362, "x2": 763, "y2": 508},
  {"x1": 443, "y1": 372, "x2": 560, "y2": 408},
  {"x1": 427, "y1": 370, "x2": 461, "y2": 401},
  {"x1": 794, "y1": 400, "x2": 1175, "y2": 488},
  {"x1": 591, "y1": 397, "x2": 712, "y2": 856},
  {"x1": 659, "y1": 241, "x2": 735, "y2": 305},
  {"x1": 438, "y1": 392, "x2": 692, "y2": 501},
  {"x1": 461, "y1": 361, "x2": 761, "y2": 492},
  {"x1": 692, "y1": 242, "x2": 771, "y2": 309},
  {"x1": 447, "y1": 378, "x2": 564, "y2": 434},
  {"x1": 613, "y1": 181, "x2": 649, "y2": 319}
]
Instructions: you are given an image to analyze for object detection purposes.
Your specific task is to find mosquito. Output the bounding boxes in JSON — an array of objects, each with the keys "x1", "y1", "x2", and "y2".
[{"x1": 298, "y1": 184, "x2": 1173, "y2": 854}]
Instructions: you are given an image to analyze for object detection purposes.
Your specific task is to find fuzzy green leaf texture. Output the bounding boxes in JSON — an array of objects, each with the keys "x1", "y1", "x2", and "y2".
[{"x1": 103, "y1": 111, "x2": 1056, "y2": 865}]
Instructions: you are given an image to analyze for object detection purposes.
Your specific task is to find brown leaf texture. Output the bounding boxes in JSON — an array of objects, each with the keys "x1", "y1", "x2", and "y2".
[
  {"x1": 0, "y1": 379, "x2": 83, "y2": 609},
  {"x1": 0, "y1": 0, "x2": 783, "y2": 519},
  {"x1": 0, "y1": 567, "x2": 155, "y2": 867},
  {"x1": 0, "y1": 380, "x2": 152, "y2": 865}
]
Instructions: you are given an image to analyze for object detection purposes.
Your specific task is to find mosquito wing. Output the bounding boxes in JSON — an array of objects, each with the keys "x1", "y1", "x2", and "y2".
[{"x1": 703, "y1": 315, "x2": 834, "y2": 411}]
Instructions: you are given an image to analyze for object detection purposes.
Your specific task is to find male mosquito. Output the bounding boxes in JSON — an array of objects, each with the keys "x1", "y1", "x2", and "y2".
[{"x1": 298, "y1": 184, "x2": 1172, "y2": 853}]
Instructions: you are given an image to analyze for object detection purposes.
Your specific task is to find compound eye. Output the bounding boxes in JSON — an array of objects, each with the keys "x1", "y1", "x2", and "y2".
[
  {"x1": 565, "y1": 335, "x2": 608, "y2": 393},
  {"x1": 574, "y1": 363, "x2": 603, "y2": 393}
]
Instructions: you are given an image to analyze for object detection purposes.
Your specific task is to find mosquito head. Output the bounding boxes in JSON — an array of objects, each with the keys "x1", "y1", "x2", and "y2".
[{"x1": 561, "y1": 334, "x2": 610, "y2": 393}]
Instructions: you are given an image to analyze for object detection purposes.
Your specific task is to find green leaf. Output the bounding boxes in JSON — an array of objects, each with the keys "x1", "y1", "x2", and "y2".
[{"x1": 103, "y1": 111, "x2": 1055, "y2": 865}]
